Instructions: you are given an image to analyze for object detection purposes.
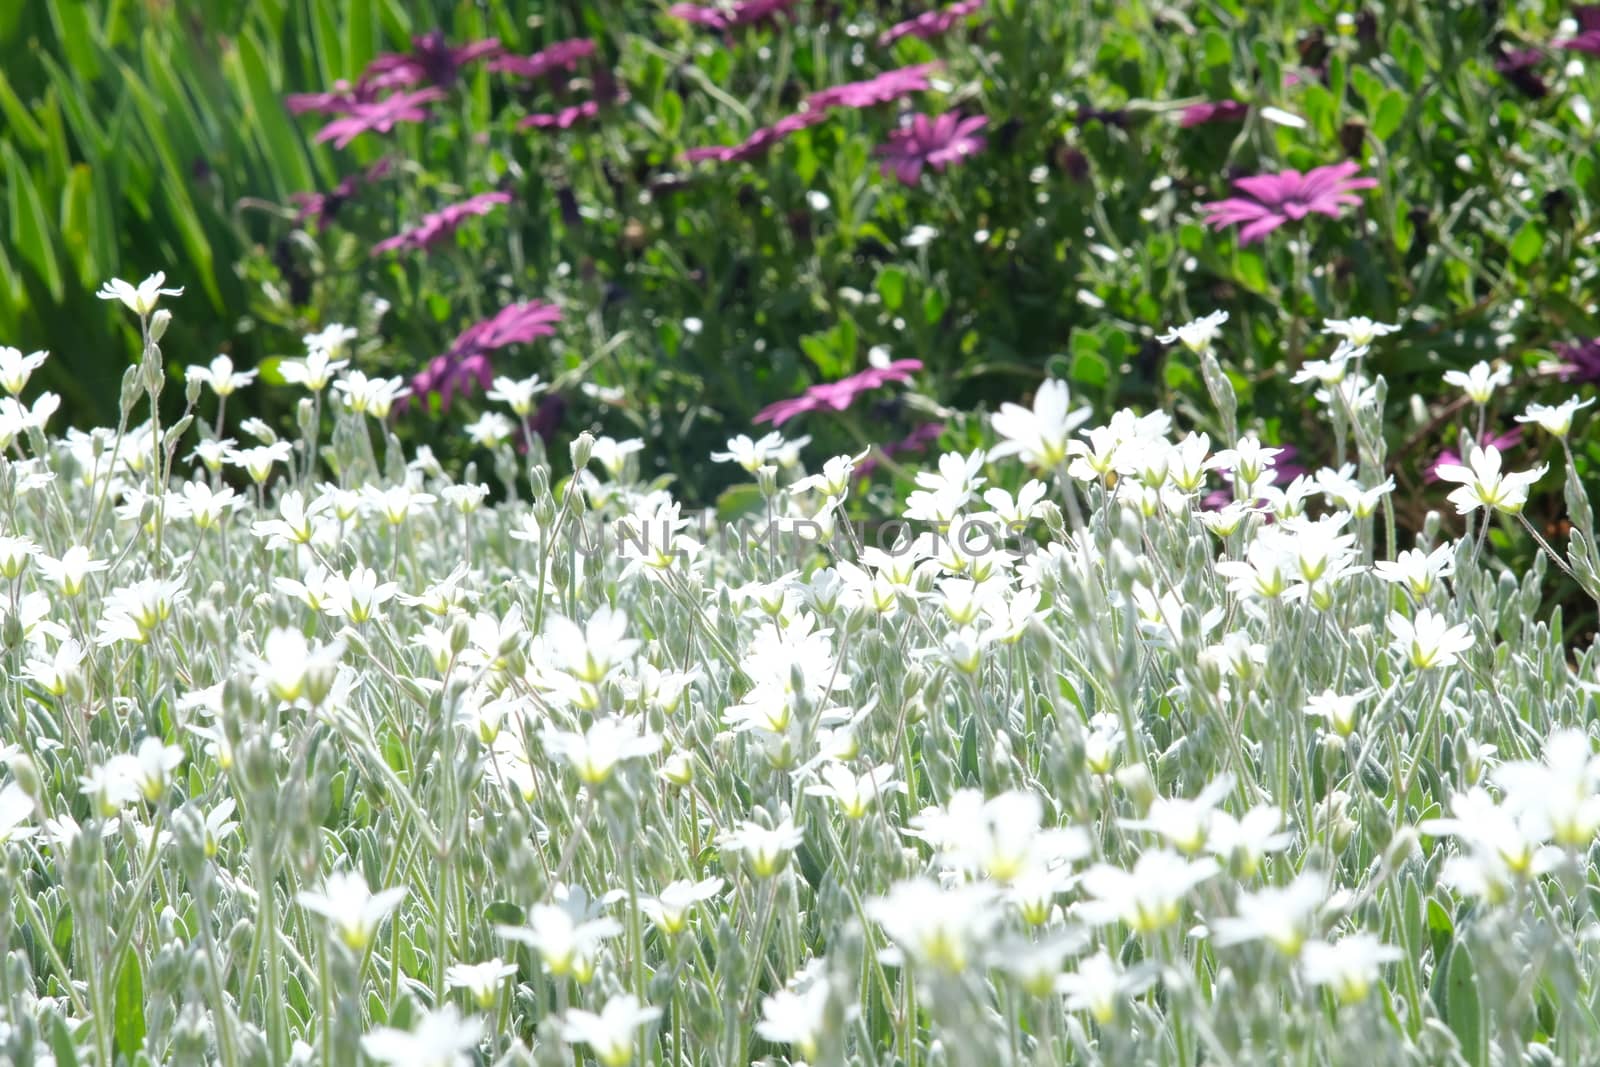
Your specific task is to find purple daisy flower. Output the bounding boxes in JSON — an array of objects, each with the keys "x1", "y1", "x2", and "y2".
[
  {"x1": 1493, "y1": 47, "x2": 1549, "y2": 98},
  {"x1": 286, "y1": 79, "x2": 382, "y2": 116},
  {"x1": 313, "y1": 88, "x2": 448, "y2": 149},
  {"x1": 754, "y1": 360, "x2": 923, "y2": 426},
  {"x1": 1427, "y1": 427, "x2": 1523, "y2": 484},
  {"x1": 1555, "y1": 338, "x2": 1600, "y2": 383},
  {"x1": 409, "y1": 301, "x2": 562, "y2": 411},
  {"x1": 1179, "y1": 100, "x2": 1248, "y2": 127},
  {"x1": 854, "y1": 421, "x2": 944, "y2": 480},
  {"x1": 684, "y1": 110, "x2": 827, "y2": 164},
  {"x1": 878, "y1": 0, "x2": 983, "y2": 46},
  {"x1": 488, "y1": 38, "x2": 596, "y2": 80},
  {"x1": 372, "y1": 191, "x2": 512, "y2": 256},
  {"x1": 289, "y1": 158, "x2": 393, "y2": 230},
  {"x1": 359, "y1": 32, "x2": 502, "y2": 92},
  {"x1": 668, "y1": 0, "x2": 801, "y2": 31},
  {"x1": 1201, "y1": 162, "x2": 1378, "y2": 244},
  {"x1": 519, "y1": 100, "x2": 604, "y2": 130},
  {"x1": 875, "y1": 112, "x2": 988, "y2": 184},
  {"x1": 1558, "y1": 4, "x2": 1600, "y2": 54},
  {"x1": 805, "y1": 62, "x2": 941, "y2": 112}
]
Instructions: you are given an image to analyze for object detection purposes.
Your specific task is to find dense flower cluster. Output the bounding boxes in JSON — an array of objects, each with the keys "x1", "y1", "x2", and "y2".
[{"x1": 3, "y1": 282, "x2": 1597, "y2": 1064}]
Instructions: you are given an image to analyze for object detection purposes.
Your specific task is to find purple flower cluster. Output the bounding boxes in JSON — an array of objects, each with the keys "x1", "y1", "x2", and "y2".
[
  {"x1": 410, "y1": 301, "x2": 562, "y2": 410},
  {"x1": 1559, "y1": 5, "x2": 1600, "y2": 54},
  {"x1": 755, "y1": 360, "x2": 923, "y2": 426},
  {"x1": 372, "y1": 191, "x2": 512, "y2": 256},
  {"x1": 855, "y1": 422, "x2": 944, "y2": 480},
  {"x1": 876, "y1": 112, "x2": 987, "y2": 184},
  {"x1": 686, "y1": 63, "x2": 941, "y2": 167},
  {"x1": 289, "y1": 159, "x2": 393, "y2": 230},
  {"x1": 878, "y1": 0, "x2": 983, "y2": 47},
  {"x1": 313, "y1": 88, "x2": 449, "y2": 149},
  {"x1": 1555, "y1": 339, "x2": 1600, "y2": 383},
  {"x1": 684, "y1": 111, "x2": 826, "y2": 163},
  {"x1": 1179, "y1": 100, "x2": 1248, "y2": 127},
  {"x1": 668, "y1": 0, "x2": 801, "y2": 31},
  {"x1": 805, "y1": 62, "x2": 942, "y2": 111},
  {"x1": 488, "y1": 38, "x2": 596, "y2": 80},
  {"x1": 360, "y1": 32, "x2": 503, "y2": 92},
  {"x1": 520, "y1": 101, "x2": 604, "y2": 130},
  {"x1": 1201, "y1": 162, "x2": 1377, "y2": 244}
]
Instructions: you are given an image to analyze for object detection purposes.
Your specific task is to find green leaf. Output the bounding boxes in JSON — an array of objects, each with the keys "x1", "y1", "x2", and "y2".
[
  {"x1": 1372, "y1": 89, "x2": 1407, "y2": 141},
  {"x1": 114, "y1": 948, "x2": 146, "y2": 1059},
  {"x1": 1509, "y1": 221, "x2": 1543, "y2": 267},
  {"x1": 0, "y1": 67, "x2": 47, "y2": 151},
  {"x1": 233, "y1": 29, "x2": 315, "y2": 198},
  {"x1": 923, "y1": 288, "x2": 947, "y2": 327},
  {"x1": 3, "y1": 145, "x2": 65, "y2": 302},
  {"x1": 876, "y1": 265, "x2": 907, "y2": 312},
  {"x1": 1069, "y1": 349, "x2": 1109, "y2": 389},
  {"x1": 1445, "y1": 944, "x2": 1483, "y2": 1066}
]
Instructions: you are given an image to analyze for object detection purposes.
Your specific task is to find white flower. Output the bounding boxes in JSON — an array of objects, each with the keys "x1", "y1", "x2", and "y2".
[
  {"x1": 1387, "y1": 609, "x2": 1473, "y2": 670},
  {"x1": 711, "y1": 432, "x2": 788, "y2": 473},
  {"x1": 1212, "y1": 872, "x2": 1328, "y2": 956},
  {"x1": 225, "y1": 441, "x2": 294, "y2": 484},
  {"x1": 97, "y1": 271, "x2": 183, "y2": 316},
  {"x1": 279, "y1": 347, "x2": 349, "y2": 392},
  {"x1": 804, "y1": 762, "x2": 902, "y2": 819},
  {"x1": 186, "y1": 354, "x2": 257, "y2": 397},
  {"x1": 0, "y1": 781, "x2": 38, "y2": 844},
  {"x1": 1516, "y1": 396, "x2": 1595, "y2": 438},
  {"x1": 486, "y1": 375, "x2": 548, "y2": 416},
  {"x1": 640, "y1": 877, "x2": 724, "y2": 935},
  {"x1": 1120, "y1": 775, "x2": 1235, "y2": 855},
  {"x1": 560, "y1": 994, "x2": 660, "y2": 1067},
  {"x1": 444, "y1": 959, "x2": 519, "y2": 1009},
  {"x1": 867, "y1": 879, "x2": 1000, "y2": 974},
  {"x1": 297, "y1": 870, "x2": 407, "y2": 950},
  {"x1": 1322, "y1": 316, "x2": 1399, "y2": 346},
  {"x1": 464, "y1": 412, "x2": 517, "y2": 448},
  {"x1": 256, "y1": 627, "x2": 343, "y2": 705},
  {"x1": 1056, "y1": 949, "x2": 1157, "y2": 1024},
  {"x1": 323, "y1": 566, "x2": 399, "y2": 625},
  {"x1": 0, "y1": 535, "x2": 38, "y2": 580},
  {"x1": 23, "y1": 639, "x2": 86, "y2": 698},
  {"x1": 1299, "y1": 933, "x2": 1401, "y2": 1003},
  {"x1": 1372, "y1": 544, "x2": 1454, "y2": 598},
  {"x1": 181, "y1": 480, "x2": 245, "y2": 529},
  {"x1": 302, "y1": 323, "x2": 358, "y2": 361},
  {"x1": 80, "y1": 759, "x2": 141, "y2": 818},
  {"x1": 1076, "y1": 850, "x2": 1219, "y2": 932},
  {"x1": 904, "y1": 224, "x2": 939, "y2": 248},
  {"x1": 990, "y1": 379, "x2": 1093, "y2": 468},
  {"x1": 719, "y1": 819, "x2": 804, "y2": 878},
  {"x1": 0, "y1": 346, "x2": 48, "y2": 395},
  {"x1": 498, "y1": 888, "x2": 621, "y2": 980},
  {"x1": 589, "y1": 436, "x2": 645, "y2": 480},
  {"x1": 1442, "y1": 361, "x2": 1511, "y2": 405},
  {"x1": 1303, "y1": 688, "x2": 1373, "y2": 738},
  {"x1": 334, "y1": 370, "x2": 408, "y2": 418},
  {"x1": 361, "y1": 1004, "x2": 482, "y2": 1067},
  {"x1": 1433, "y1": 445, "x2": 1545, "y2": 515},
  {"x1": 757, "y1": 963, "x2": 840, "y2": 1061},
  {"x1": 542, "y1": 717, "x2": 662, "y2": 786},
  {"x1": 909, "y1": 789, "x2": 1089, "y2": 882},
  {"x1": 1157, "y1": 310, "x2": 1229, "y2": 353},
  {"x1": 1494, "y1": 728, "x2": 1600, "y2": 849},
  {"x1": 252, "y1": 490, "x2": 332, "y2": 548}
]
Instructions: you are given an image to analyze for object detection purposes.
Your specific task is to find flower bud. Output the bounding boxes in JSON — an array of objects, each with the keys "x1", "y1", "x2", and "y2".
[
  {"x1": 149, "y1": 308, "x2": 172, "y2": 343},
  {"x1": 569, "y1": 431, "x2": 595, "y2": 471}
]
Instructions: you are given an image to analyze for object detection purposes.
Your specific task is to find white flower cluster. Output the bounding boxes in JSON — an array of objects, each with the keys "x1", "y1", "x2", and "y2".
[{"x1": 0, "y1": 285, "x2": 1597, "y2": 1065}]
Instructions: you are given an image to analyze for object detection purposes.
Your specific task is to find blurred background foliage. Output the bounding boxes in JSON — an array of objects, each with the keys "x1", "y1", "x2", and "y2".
[{"x1": 4, "y1": 0, "x2": 1600, "y2": 609}]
